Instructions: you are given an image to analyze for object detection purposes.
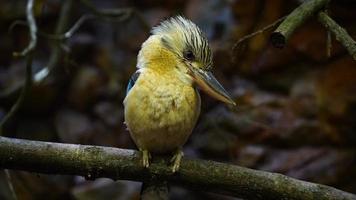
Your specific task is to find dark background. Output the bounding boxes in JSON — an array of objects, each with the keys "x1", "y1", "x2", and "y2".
[{"x1": 0, "y1": 0, "x2": 355, "y2": 199}]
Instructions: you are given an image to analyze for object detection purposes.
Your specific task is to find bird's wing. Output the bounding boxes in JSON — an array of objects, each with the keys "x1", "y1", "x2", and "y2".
[{"x1": 126, "y1": 70, "x2": 141, "y2": 95}]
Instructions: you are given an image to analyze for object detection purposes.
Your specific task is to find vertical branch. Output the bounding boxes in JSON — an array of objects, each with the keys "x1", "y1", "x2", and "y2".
[
  {"x1": 4, "y1": 170, "x2": 18, "y2": 200},
  {"x1": 39, "y1": 0, "x2": 74, "y2": 79},
  {"x1": 318, "y1": 11, "x2": 356, "y2": 60},
  {"x1": 0, "y1": 0, "x2": 37, "y2": 134},
  {"x1": 326, "y1": 27, "x2": 332, "y2": 57},
  {"x1": 141, "y1": 180, "x2": 169, "y2": 200},
  {"x1": 0, "y1": 55, "x2": 33, "y2": 135},
  {"x1": 0, "y1": 1, "x2": 37, "y2": 198},
  {"x1": 13, "y1": 0, "x2": 37, "y2": 57},
  {"x1": 325, "y1": 6, "x2": 332, "y2": 57}
]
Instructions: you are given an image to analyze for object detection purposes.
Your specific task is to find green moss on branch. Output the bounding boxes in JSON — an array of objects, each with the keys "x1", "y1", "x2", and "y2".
[
  {"x1": 270, "y1": 0, "x2": 330, "y2": 48},
  {"x1": 318, "y1": 11, "x2": 356, "y2": 60}
]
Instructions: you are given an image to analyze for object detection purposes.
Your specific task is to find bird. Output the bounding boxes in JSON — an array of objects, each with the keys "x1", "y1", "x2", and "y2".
[{"x1": 123, "y1": 16, "x2": 235, "y2": 172}]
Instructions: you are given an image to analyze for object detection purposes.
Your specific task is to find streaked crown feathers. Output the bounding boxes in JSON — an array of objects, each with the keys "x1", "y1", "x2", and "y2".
[{"x1": 152, "y1": 16, "x2": 212, "y2": 70}]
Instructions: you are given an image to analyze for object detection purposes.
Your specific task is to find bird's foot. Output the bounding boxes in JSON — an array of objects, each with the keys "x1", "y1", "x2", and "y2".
[
  {"x1": 140, "y1": 149, "x2": 151, "y2": 168},
  {"x1": 170, "y1": 149, "x2": 184, "y2": 173}
]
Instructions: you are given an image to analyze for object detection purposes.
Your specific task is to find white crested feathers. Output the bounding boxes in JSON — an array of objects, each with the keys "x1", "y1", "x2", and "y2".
[{"x1": 150, "y1": 16, "x2": 212, "y2": 70}]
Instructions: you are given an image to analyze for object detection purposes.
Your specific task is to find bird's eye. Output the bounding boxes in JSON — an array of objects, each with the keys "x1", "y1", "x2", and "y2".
[{"x1": 184, "y1": 50, "x2": 195, "y2": 61}]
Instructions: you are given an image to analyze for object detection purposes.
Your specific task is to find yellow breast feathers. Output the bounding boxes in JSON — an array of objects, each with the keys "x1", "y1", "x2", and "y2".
[
  {"x1": 124, "y1": 36, "x2": 201, "y2": 153},
  {"x1": 123, "y1": 16, "x2": 235, "y2": 172}
]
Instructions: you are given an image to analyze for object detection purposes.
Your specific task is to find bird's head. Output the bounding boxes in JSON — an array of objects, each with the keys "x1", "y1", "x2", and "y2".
[{"x1": 139, "y1": 16, "x2": 235, "y2": 106}]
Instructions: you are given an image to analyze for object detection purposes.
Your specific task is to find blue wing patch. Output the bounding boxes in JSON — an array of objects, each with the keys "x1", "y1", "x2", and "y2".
[{"x1": 126, "y1": 70, "x2": 141, "y2": 95}]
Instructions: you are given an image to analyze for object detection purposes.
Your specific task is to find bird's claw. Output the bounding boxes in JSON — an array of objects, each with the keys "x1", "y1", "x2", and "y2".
[
  {"x1": 141, "y1": 149, "x2": 151, "y2": 168},
  {"x1": 170, "y1": 149, "x2": 184, "y2": 173}
]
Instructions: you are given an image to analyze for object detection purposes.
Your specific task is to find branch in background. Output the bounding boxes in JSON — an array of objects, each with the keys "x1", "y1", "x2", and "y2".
[
  {"x1": 4, "y1": 170, "x2": 18, "y2": 200},
  {"x1": 318, "y1": 11, "x2": 356, "y2": 61},
  {"x1": 0, "y1": 0, "x2": 36, "y2": 134},
  {"x1": 10, "y1": 0, "x2": 150, "y2": 82},
  {"x1": 232, "y1": 16, "x2": 286, "y2": 52},
  {"x1": 1, "y1": 8, "x2": 36, "y2": 200},
  {"x1": 0, "y1": 0, "x2": 37, "y2": 192},
  {"x1": 0, "y1": 56, "x2": 33, "y2": 134},
  {"x1": 141, "y1": 179, "x2": 169, "y2": 200},
  {"x1": 37, "y1": 0, "x2": 75, "y2": 82},
  {"x1": 326, "y1": 26, "x2": 332, "y2": 57},
  {"x1": 35, "y1": 0, "x2": 150, "y2": 82},
  {"x1": 324, "y1": 6, "x2": 332, "y2": 58},
  {"x1": 9, "y1": 15, "x2": 92, "y2": 41},
  {"x1": 80, "y1": 0, "x2": 132, "y2": 20},
  {"x1": 269, "y1": 0, "x2": 356, "y2": 60},
  {"x1": 13, "y1": 0, "x2": 37, "y2": 57},
  {"x1": 270, "y1": 0, "x2": 330, "y2": 48},
  {"x1": 0, "y1": 136, "x2": 355, "y2": 200},
  {"x1": 42, "y1": 15, "x2": 94, "y2": 40},
  {"x1": 79, "y1": 0, "x2": 150, "y2": 31}
]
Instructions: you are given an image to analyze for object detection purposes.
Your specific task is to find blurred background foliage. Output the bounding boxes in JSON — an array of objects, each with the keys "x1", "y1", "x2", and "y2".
[{"x1": 0, "y1": 0, "x2": 355, "y2": 199}]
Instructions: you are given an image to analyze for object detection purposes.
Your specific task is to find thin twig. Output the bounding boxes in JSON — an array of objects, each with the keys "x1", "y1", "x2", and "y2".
[
  {"x1": 0, "y1": 55, "x2": 33, "y2": 134},
  {"x1": 270, "y1": 0, "x2": 330, "y2": 48},
  {"x1": 0, "y1": 136, "x2": 355, "y2": 200},
  {"x1": 1, "y1": 3, "x2": 37, "y2": 197},
  {"x1": 4, "y1": 170, "x2": 18, "y2": 200},
  {"x1": 33, "y1": 0, "x2": 75, "y2": 82},
  {"x1": 318, "y1": 11, "x2": 356, "y2": 61},
  {"x1": 80, "y1": 0, "x2": 132, "y2": 20},
  {"x1": 80, "y1": 0, "x2": 150, "y2": 31},
  {"x1": 326, "y1": 28, "x2": 332, "y2": 57},
  {"x1": 2, "y1": 0, "x2": 36, "y2": 125},
  {"x1": 13, "y1": 0, "x2": 37, "y2": 57},
  {"x1": 40, "y1": 15, "x2": 94, "y2": 40},
  {"x1": 9, "y1": 16, "x2": 91, "y2": 41},
  {"x1": 232, "y1": 16, "x2": 287, "y2": 52},
  {"x1": 324, "y1": 6, "x2": 332, "y2": 58},
  {"x1": 9, "y1": 1, "x2": 146, "y2": 46},
  {"x1": 8, "y1": 20, "x2": 28, "y2": 34}
]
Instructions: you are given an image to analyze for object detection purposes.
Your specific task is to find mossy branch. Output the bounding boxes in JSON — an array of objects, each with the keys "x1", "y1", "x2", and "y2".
[
  {"x1": 318, "y1": 11, "x2": 356, "y2": 60},
  {"x1": 270, "y1": 0, "x2": 330, "y2": 48},
  {"x1": 269, "y1": 0, "x2": 356, "y2": 61},
  {"x1": 0, "y1": 136, "x2": 355, "y2": 200}
]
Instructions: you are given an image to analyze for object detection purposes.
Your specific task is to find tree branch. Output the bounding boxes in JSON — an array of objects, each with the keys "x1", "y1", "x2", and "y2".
[
  {"x1": 270, "y1": 0, "x2": 330, "y2": 48},
  {"x1": 36, "y1": 0, "x2": 75, "y2": 82},
  {"x1": 0, "y1": 136, "x2": 354, "y2": 200},
  {"x1": 79, "y1": 0, "x2": 133, "y2": 20},
  {"x1": 1, "y1": 0, "x2": 37, "y2": 133},
  {"x1": 80, "y1": 0, "x2": 150, "y2": 31},
  {"x1": 13, "y1": 0, "x2": 37, "y2": 57},
  {"x1": 232, "y1": 16, "x2": 286, "y2": 53},
  {"x1": 0, "y1": 56, "x2": 33, "y2": 135},
  {"x1": 318, "y1": 11, "x2": 356, "y2": 61}
]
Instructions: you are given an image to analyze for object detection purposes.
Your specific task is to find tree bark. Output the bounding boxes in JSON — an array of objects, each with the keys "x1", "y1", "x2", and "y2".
[
  {"x1": 270, "y1": 0, "x2": 330, "y2": 48},
  {"x1": 318, "y1": 11, "x2": 356, "y2": 60},
  {"x1": 0, "y1": 137, "x2": 355, "y2": 200}
]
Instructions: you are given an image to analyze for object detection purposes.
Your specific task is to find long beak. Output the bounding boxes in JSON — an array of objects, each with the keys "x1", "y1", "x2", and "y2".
[{"x1": 190, "y1": 67, "x2": 236, "y2": 106}]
